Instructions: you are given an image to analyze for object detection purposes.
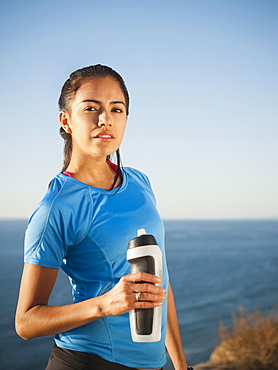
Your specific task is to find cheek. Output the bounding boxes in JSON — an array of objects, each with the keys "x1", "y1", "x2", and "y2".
[
  {"x1": 119, "y1": 127, "x2": 127, "y2": 143},
  {"x1": 118, "y1": 125, "x2": 126, "y2": 139},
  {"x1": 71, "y1": 126, "x2": 91, "y2": 140},
  {"x1": 120, "y1": 119, "x2": 127, "y2": 132}
]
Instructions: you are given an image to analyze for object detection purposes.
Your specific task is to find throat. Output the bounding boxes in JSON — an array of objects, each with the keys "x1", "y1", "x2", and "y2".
[{"x1": 64, "y1": 161, "x2": 122, "y2": 189}]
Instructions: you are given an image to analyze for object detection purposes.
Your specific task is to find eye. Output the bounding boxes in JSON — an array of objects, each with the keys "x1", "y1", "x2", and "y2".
[
  {"x1": 112, "y1": 107, "x2": 124, "y2": 113},
  {"x1": 85, "y1": 106, "x2": 97, "y2": 112}
]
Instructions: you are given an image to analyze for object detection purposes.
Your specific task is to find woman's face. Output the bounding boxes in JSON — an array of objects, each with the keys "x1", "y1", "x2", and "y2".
[{"x1": 60, "y1": 77, "x2": 127, "y2": 162}]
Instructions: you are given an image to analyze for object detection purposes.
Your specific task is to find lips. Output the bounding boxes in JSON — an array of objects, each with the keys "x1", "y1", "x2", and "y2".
[{"x1": 94, "y1": 130, "x2": 115, "y2": 139}]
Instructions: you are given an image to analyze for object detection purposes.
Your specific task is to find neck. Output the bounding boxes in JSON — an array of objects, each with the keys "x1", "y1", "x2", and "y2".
[{"x1": 66, "y1": 155, "x2": 120, "y2": 189}]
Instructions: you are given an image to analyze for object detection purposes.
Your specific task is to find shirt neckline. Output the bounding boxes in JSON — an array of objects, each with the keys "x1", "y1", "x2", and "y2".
[{"x1": 59, "y1": 167, "x2": 127, "y2": 194}]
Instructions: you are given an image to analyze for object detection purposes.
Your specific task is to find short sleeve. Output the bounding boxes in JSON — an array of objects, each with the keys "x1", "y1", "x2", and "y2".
[
  {"x1": 24, "y1": 200, "x2": 69, "y2": 269},
  {"x1": 24, "y1": 175, "x2": 93, "y2": 269}
]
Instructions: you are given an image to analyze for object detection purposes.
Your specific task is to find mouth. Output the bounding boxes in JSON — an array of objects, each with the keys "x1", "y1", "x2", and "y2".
[{"x1": 94, "y1": 131, "x2": 115, "y2": 141}]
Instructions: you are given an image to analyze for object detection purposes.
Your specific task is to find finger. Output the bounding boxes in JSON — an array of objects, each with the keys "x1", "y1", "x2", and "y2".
[
  {"x1": 135, "y1": 292, "x2": 167, "y2": 302},
  {"x1": 132, "y1": 282, "x2": 166, "y2": 295},
  {"x1": 134, "y1": 300, "x2": 164, "y2": 309},
  {"x1": 124, "y1": 272, "x2": 161, "y2": 284}
]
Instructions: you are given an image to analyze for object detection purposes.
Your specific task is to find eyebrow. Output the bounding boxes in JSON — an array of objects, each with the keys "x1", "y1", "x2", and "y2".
[{"x1": 81, "y1": 99, "x2": 126, "y2": 106}]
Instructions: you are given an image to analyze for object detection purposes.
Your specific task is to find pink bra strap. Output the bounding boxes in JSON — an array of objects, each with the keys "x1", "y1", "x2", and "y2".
[{"x1": 62, "y1": 171, "x2": 73, "y2": 177}]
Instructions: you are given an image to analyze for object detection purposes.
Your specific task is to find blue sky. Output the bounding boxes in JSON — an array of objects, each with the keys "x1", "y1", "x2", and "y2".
[{"x1": 0, "y1": 0, "x2": 277, "y2": 219}]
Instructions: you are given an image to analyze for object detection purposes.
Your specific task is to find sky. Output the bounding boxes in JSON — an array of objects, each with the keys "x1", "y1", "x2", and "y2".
[{"x1": 0, "y1": 0, "x2": 277, "y2": 219}]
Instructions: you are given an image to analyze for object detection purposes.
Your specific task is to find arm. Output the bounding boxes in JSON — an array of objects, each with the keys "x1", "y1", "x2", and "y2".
[
  {"x1": 166, "y1": 283, "x2": 189, "y2": 370},
  {"x1": 15, "y1": 263, "x2": 166, "y2": 340}
]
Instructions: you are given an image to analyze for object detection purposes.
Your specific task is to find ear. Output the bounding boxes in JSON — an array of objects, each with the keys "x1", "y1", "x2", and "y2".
[{"x1": 59, "y1": 111, "x2": 72, "y2": 134}]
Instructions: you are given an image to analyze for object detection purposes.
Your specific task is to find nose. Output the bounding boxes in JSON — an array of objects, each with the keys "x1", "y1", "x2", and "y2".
[{"x1": 97, "y1": 109, "x2": 112, "y2": 127}]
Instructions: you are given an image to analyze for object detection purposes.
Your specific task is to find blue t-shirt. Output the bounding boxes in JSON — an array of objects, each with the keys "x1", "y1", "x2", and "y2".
[{"x1": 24, "y1": 167, "x2": 169, "y2": 369}]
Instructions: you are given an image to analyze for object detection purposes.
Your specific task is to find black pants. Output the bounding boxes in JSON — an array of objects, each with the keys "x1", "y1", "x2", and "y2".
[{"x1": 46, "y1": 344, "x2": 163, "y2": 370}]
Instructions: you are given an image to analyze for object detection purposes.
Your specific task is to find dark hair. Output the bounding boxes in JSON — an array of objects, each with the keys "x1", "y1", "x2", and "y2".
[{"x1": 58, "y1": 64, "x2": 129, "y2": 175}]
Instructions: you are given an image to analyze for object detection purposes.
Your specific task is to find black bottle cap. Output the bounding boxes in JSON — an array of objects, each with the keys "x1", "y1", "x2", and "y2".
[{"x1": 128, "y1": 234, "x2": 158, "y2": 249}]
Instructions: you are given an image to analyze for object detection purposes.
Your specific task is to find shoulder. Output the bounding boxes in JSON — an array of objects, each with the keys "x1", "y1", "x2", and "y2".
[
  {"x1": 27, "y1": 174, "x2": 93, "y2": 245},
  {"x1": 41, "y1": 173, "x2": 93, "y2": 212},
  {"x1": 123, "y1": 167, "x2": 152, "y2": 188},
  {"x1": 122, "y1": 167, "x2": 157, "y2": 204}
]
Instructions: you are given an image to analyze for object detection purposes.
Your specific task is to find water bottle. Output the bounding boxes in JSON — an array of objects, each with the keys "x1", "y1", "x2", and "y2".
[{"x1": 126, "y1": 229, "x2": 163, "y2": 342}]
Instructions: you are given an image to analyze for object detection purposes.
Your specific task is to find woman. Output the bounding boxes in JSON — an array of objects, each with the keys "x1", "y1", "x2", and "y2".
[{"x1": 16, "y1": 65, "x2": 192, "y2": 370}]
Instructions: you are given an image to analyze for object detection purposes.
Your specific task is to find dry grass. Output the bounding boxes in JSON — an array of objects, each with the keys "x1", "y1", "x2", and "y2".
[{"x1": 211, "y1": 308, "x2": 278, "y2": 370}]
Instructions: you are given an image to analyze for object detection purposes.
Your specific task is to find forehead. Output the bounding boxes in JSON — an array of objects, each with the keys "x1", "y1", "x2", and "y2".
[{"x1": 73, "y1": 77, "x2": 125, "y2": 103}]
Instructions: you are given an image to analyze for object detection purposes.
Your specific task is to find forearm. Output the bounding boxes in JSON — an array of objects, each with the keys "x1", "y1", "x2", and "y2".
[
  {"x1": 166, "y1": 283, "x2": 188, "y2": 370},
  {"x1": 16, "y1": 264, "x2": 165, "y2": 341},
  {"x1": 16, "y1": 297, "x2": 103, "y2": 340}
]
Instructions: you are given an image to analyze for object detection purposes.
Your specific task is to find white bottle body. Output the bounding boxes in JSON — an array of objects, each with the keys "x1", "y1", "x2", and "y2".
[{"x1": 127, "y1": 243, "x2": 163, "y2": 342}]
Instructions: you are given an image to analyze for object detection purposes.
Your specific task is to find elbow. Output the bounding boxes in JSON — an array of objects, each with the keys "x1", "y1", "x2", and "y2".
[
  {"x1": 15, "y1": 315, "x2": 34, "y2": 340},
  {"x1": 15, "y1": 327, "x2": 28, "y2": 341}
]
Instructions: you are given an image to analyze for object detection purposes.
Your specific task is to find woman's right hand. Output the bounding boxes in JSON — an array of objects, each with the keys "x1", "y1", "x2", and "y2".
[{"x1": 98, "y1": 272, "x2": 167, "y2": 317}]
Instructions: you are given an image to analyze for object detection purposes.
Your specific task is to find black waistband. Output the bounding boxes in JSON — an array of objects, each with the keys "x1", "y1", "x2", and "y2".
[{"x1": 47, "y1": 344, "x2": 137, "y2": 370}]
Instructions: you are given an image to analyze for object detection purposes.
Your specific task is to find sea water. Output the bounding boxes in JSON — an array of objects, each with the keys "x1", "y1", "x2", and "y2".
[{"x1": 0, "y1": 219, "x2": 277, "y2": 369}]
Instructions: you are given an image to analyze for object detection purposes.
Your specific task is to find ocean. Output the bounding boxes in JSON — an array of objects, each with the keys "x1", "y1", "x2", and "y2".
[{"x1": 0, "y1": 219, "x2": 277, "y2": 370}]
